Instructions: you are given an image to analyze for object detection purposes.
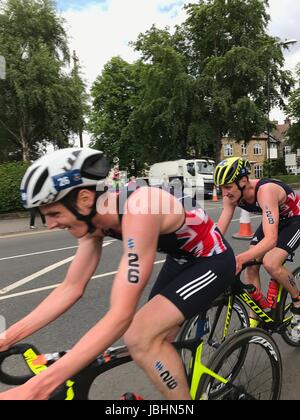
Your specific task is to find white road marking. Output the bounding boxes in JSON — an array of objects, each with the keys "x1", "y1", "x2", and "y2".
[
  {"x1": 0, "y1": 241, "x2": 114, "y2": 295},
  {"x1": 0, "y1": 240, "x2": 115, "y2": 261},
  {"x1": 203, "y1": 205, "x2": 224, "y2": 210},
  {"x1": 0, "y1": 229, "x2": 61, "y2": 240},
  {"x1": 0, "y1": 246, "x2": 78, "y2": 261},
  {"x1": 0, "y1": 256, "x2": 74, "y2": 295},
  {"x1": 0, "y1": 259, "x2": 166, "y2": 301}
]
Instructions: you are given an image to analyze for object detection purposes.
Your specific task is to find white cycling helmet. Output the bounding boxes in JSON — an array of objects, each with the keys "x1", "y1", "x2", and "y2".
[{"x1": 20, "y1": 148, "x2": 111, "y2": 209}]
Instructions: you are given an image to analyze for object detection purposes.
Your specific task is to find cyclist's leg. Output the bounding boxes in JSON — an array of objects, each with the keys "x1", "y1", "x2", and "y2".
[
  {"x1": 124, "y1": 295, "x2": 191, "y2": 400},
  {"x1": 262, "y1": 217, "x2": 300, "y2": 308},
  {"x1": 124, "y1": 250, "x2": 236, "y2": 400},
  {"x1": 263, "y1": 248, "x2": 298, "y2": 296},
  {"x1": 245, "y1": 226, "x2": 263, "y2": 323},
  {"x1": 247, "y1": 223, "x2": 264, "y2": 290},
  {"x1": 244, "y1": 248, "x2": 261, "y2": 290}
]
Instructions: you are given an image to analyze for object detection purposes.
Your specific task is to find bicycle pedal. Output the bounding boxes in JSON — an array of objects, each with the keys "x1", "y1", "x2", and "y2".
[{"x1": 120, "y1": 392, "x2": 144, "y2": 400}]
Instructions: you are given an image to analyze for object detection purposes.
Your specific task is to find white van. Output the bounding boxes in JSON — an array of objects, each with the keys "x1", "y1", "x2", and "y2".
[{"x1": 148, "y1": 158, "x2": 215, "y2": 198}]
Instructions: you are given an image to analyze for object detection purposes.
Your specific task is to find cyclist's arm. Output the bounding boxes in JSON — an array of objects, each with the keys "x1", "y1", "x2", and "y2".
[
  {"x1": 1, "y1": 235, "x2": 103, "y2": 350},
  {"x1": 0, "y1": 210, "x2": 161, "y2": 400},
  {"x1": 236, "y1": 185, "x2": 280, "y2": 271},
  {"x1": 217, "y1": 196, "x2": 236, "y2": 235}
]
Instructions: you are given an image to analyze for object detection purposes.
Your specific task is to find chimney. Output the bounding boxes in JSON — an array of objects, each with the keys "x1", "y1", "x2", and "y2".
[
  {"x1": 284, "y1": 117, "x2": 291, "y2": 126},
  {"x1": 272, "y1": 119, "x2": 279, "y2": 125}
]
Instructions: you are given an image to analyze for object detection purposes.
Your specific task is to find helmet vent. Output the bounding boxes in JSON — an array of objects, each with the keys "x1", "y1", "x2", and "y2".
[
  {"x1": 32, "y1": 168, "x2": 49, "y2": 199},
  {"x1": 81, "y1": 154, "x2": 111, "y2": 180},
  {"x1": 23, "y1": 166, "x2": 39, "y2": 191}
]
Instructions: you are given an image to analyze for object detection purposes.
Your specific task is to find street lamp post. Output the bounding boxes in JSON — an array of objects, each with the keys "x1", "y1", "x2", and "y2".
[
  {"x1": 267, "y1": 70, "x2": 271, "y2": 177},
  {"x1": 0, "y1": 56, "x2": 5, "y2": 80},
  {"x1": 267, "y1": 39, "x2": 297, "y2": 177}
]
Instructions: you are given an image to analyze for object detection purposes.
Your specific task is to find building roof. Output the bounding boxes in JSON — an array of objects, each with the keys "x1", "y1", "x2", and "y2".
[
  {"x1": 222, "y1": 118, "x2": 291, "y2": 144},
  {"x1": 271, "y1": 118, "x2": 291, "y2": 141}
]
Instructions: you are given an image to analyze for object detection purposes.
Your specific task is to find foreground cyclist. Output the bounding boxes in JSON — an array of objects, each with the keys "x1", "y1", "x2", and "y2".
[
  {"x1": 214, "y1": 157, "x2": 300, "y2": 334},
  {"x1": 0, "y1": 148, "x2": 236, "y2": 400}
]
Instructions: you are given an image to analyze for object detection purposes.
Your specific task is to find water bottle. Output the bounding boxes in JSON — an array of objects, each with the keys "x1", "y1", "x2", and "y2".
[
  {"x1": 248, "y1": 285, "x2": 269, "y2": 309},
  {"x1": 291, "y1": 315, "x2": 300, "y2": 341},
  {"x1": 267, "y1": 279, "x2": 279, "y2": 309}
]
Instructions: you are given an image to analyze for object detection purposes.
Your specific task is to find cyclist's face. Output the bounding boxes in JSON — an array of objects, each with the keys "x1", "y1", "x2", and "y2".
[
  {"x1": 221, "y1": 183, "x2": 240, "y2": 203},
  {"x1": 40, "y1": 203, "x2": 88, "y2": 238}
]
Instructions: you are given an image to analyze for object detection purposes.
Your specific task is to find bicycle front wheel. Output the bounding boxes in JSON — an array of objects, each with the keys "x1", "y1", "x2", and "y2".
[
  {"x1": 279, "y1": 265, "x2": 300, "y2": 347},
  {"x1": 196, "y1": 328, "x2": 282, "y2": 400},
  {"x1": 178, "y1": 295, "x2": 249, "y2": 369}
]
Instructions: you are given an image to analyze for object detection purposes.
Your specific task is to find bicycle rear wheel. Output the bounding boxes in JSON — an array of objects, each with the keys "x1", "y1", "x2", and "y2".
[
  {"x1": 196, "y1": 328, "x2": 282, "y2": 400},
  {"x1": 279, "y1": 265, "x2": 300, "y2": 347}
]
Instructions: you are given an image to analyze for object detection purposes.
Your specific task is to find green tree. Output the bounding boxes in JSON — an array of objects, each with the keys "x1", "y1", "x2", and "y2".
[
  {"x1": 182, "y1": 0, "x2": 294, "y2": 161},
  {"x1": 89, "y1": 0, "x2": 295, "y2": 167},
  {"x1": 263, "y1": 157, "x2": 287, "y2": 177},
  {"x1": 89, "y1": 28, "x2": 209, "y2": 170},
  {"x1": 287, "y1": 64, "x2": 300, "y2": 148},
  {"x1": 89, "y1": 56, "x2": 142, "y2": 169},
  {"x1": 68, "y1": 50, "x2": 90, "y2": 148},
  {"x1": 0, "y1": 0, "x2": 88, "y2": 161},
  {"x1": 127, "y1": 27, "x2": 197, "y2": 163}
]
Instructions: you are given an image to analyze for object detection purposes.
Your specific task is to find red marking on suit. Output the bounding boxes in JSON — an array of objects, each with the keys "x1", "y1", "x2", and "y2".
[
  {"x1": 175, "y1": 208, "x2": 227, "y2": 257},
  {"x1": 279, "y1": 192, "x2": 300, "y2": 218}
]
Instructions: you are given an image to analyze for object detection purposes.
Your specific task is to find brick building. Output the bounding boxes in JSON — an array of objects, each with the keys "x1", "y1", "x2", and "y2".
[{"x1": 220, "y1": 118, "x2": 292, "y2": 178}]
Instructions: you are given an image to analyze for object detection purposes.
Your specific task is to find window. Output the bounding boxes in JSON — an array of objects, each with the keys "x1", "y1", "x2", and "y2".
[
  {"x1": 224, "y1": 144, "x2": 233, "y2": 157},
  {"x1": 284, "y1": 146, "x2": 291, "y2": 154},
  {"x1": 196, "y1": 161, "x2": 214, "y2": 174},
  {"x1": 186, "y1": 162, "x2": 195, "y2": 176},
  {"x1": 253, "y1": 143, "x2": 262, "y2": 155},
  {"x1": 241, "y1": 143, "x2": 247, "y2": 156},
  {"x1": 254, "y1": 164, "x2": 263, "y2": 179}
]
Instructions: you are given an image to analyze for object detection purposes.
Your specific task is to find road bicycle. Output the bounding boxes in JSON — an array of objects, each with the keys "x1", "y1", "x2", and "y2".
[
  {"x1": 0, "y1": 326, "x2": 282, "y2": 400},
  {"x1": 178, "y1": 257, "x2": 300, "y2": 367}
]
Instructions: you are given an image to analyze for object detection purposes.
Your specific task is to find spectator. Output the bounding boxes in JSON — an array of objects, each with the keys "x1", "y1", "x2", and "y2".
[{"x1": 29, "y1": 208, "x2": 46, "y2": 229}]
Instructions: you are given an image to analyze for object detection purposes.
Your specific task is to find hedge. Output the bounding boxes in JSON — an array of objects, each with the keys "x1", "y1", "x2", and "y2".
[
  {"x1": 273, "y1": 175, "x2": 300, "y2": 184},
  {"x1": 0, "y1": 162, "x2": 30, "y2": 213}
]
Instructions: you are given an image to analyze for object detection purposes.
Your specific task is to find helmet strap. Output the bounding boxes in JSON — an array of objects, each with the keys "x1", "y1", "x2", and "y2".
[
  {"x1": 61, "y1": 190, "x2": 105, "y2": 234},
  {"x1": 235, "y1": 176, "x2": 248, "y2": 205}
]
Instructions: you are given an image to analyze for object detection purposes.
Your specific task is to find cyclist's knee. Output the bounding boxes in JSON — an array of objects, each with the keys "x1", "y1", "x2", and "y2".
[
  {"x1": 124, "y1": 325, "x2": 163, "y2": 363},
  {"x1": 263, "y1": 255, "x2": 281, "y2": 277},
  {"x1": 124, "y1": 327, "x2": 151, "y2": 357}
]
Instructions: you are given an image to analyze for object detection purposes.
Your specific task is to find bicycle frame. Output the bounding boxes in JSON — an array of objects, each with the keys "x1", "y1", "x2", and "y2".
[
  {"x1": 177, "y1": 339, "x2": 228, "y2": 400},
  {"x1": 0, "y1": 339, "x2": 230, "y2": 400},
  {"x1": 216, "y1": 263, "x2": 294, "y2": 339},
  {"x1": 237, "y1": 284, "x2": 291, "y2": 326}
]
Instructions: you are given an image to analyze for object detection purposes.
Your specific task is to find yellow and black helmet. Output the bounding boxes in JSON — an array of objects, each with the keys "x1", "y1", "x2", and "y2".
[{"x1": 214, "y1": 157, "x2": 251, "y2": 187}]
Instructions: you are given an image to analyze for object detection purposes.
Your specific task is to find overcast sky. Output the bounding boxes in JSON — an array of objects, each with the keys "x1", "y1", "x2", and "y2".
[{"x1": 55, "y1": 0, "x2": 300, "y2": 142}]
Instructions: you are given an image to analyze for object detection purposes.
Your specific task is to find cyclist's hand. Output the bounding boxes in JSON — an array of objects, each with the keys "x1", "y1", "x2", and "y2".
[
  {"x1": 0, "y1": 383, "x2": 49, "y2": 400},
  {"x1": 0, "y1": 343, "x2": 10, "y2": 353},
  {"x1": 0, "y1": 332, "x2": 11, "y2": 352},
  {"x1": 0, "y1": 346, "x2": 10, "y2": 353},
  {"x1": 235, "y1": 254, "x2": 246, "y2": 274}
]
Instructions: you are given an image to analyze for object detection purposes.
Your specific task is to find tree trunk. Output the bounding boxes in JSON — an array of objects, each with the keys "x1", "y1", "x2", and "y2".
[
  {"x1": 214, "y1": 131, "x2": 223, "y2": 163},
  {"x1": 79, "y1": 125, "x2": 83, "y2": 148},
  {"x1": 20, "y1": 127, "x2": 30, "y2": 161}
]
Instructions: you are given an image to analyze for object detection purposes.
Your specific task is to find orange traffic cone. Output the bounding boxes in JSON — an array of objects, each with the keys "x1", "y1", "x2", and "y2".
[
  {"x1": 212, "y1": 185, "x2": 218, "y2": 202},
  {"x1": 232, "y1": 209, "x2": 254, "y2": 240}
]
